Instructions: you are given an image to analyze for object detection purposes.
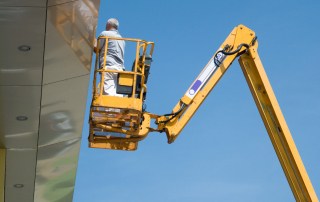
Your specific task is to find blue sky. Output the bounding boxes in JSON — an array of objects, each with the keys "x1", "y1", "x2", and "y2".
[{"x1": 74, "y1": 1, "x2": 320, "y2": 201}]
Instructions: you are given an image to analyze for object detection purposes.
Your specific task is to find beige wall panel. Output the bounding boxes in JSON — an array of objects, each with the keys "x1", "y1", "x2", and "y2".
[
  {"x1": 0, "y1": 1, "x2": 100, "y2": 201},
  {"x1": 0, "y1": 7, "x2": 46, "y2": 86},
  {"x1": 5, "y1": 149, "x2": 36, "y2": 202},
  {"x1": 34, "y1": 139, "x2": 81, "y2": 202},
  {"x1": 48, "y1": 0, "x2": 100, "y2": 9},
  {"x1": 38, "y1": 75, "x2": 89, "y2": 146},
  {"x1": 0, "y1": 86, "x2": 41, "y2": 149},
  {"x1": 44, "y1": 0, "x2": 99, "y2": 84},
  {"x1": 48, "y1": 0, "x2": 75, "y2": 6},
  {"x1": 0, "y1": 1, "x2": 45, "y2": 7},
  {"x1": 0, "y1": 149, "x2": 4, "y2": 202}
]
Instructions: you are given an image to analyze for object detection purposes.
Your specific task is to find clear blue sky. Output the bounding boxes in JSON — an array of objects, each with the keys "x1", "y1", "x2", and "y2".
[{"x1": 74, "y1": 1, "x2": 320, "y2": 201}]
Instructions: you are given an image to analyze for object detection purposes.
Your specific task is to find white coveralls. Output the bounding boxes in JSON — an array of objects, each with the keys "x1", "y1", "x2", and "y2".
[
  {"x1": 98, "y1": 29, "x2": 125, "y2": 96},
  {"x1": 103, "y1": 65, "x2": 123, "y2": 96}
]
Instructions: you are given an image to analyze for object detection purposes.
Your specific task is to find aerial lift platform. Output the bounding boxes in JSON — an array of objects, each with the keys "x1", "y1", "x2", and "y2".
[{"x1": 89, "y1": 25, "x2": 318, "y2": 202}]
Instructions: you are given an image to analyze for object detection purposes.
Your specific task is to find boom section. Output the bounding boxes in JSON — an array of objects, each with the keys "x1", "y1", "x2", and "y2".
[
  {"x1": 156, "y1": 24, "x2": 318, "y2": 202},
  {"x1": 156, "y1": 25, "x2": 257, "y2": 143},
  {"x1": 239, "y1": 46, "x2": 318, "y2": 202}
]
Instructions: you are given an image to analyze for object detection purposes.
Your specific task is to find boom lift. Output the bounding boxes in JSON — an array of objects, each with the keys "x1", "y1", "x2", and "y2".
[{"x1": 89, "y1": 25, "x2": 318, "y2": 201}]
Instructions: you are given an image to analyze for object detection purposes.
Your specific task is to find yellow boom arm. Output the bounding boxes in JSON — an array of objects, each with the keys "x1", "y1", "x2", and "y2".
[{"x1": 154, "y1": 25, "x2": 318, "y2": 202}]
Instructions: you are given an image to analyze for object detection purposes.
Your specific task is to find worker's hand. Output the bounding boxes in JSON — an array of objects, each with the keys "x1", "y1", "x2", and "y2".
[{"x1": 93, "y1": 38, "x2": 97, "y2": 52}]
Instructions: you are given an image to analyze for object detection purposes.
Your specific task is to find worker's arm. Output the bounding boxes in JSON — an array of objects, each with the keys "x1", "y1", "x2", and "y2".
[{"x1": 93, "y1": 38, "x2": 98, "y2": 52}]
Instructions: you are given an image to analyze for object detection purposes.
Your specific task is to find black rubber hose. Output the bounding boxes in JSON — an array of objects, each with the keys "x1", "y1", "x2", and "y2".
[
  {"x1": 157, "y1": 103, "x2": 186, "y2": 124},
  {"x1": 214, "y1": 43, "x2": 250, "y2": 67}
]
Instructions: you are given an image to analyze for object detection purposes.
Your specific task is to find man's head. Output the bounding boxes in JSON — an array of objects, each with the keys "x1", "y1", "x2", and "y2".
[{"x1": 106, "y1": 18, "x2": 119, "y2": 31}]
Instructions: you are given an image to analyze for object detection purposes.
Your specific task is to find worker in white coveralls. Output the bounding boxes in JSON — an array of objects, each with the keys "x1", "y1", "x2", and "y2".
[{"x1": 94, "y1": 18, "x2": 125, "y2": 96}]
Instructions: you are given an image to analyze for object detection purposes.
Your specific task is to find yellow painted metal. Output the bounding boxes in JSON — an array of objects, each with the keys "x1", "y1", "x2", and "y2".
[
  {"x1": 118, "y1": 73, "x2": 134, "y2": 86},
  {"x1": 89, "y1": 36, "x2": 154, "y2": 150},
  {"x1": 0, "y1": 149, "x2": 5, "y2": 202},
  {"x1": 92, "y1": 96, "x2": 143, "y2": 111},
  {"x1": 180, "y1": 95, "x2": 192, "y2": 105},
  {"x1": 89, "y1": 112, "x2": 152, "y2": 151},
  {"x1": 161, "y1": 25, "x2": 256, "y2": 143},
  {"x1": 89, "y1": 137, "x2": 139, "y2": 151},
  {"x1": 238, "y1": 46, "x2": 318, "y2": 202}
]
